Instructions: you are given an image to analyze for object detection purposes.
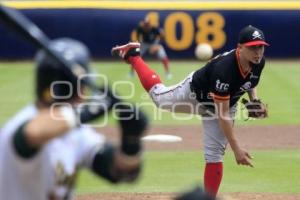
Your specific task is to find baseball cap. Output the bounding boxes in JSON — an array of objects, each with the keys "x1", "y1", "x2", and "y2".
[{"x1": 238, "y1": 25, "x2": 269, "y2": 46}]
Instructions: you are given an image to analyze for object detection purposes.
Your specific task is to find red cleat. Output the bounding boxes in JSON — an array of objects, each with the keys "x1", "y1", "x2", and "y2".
[{"x1": 111, "y1": 42, "x2": 141, "y2": 60}]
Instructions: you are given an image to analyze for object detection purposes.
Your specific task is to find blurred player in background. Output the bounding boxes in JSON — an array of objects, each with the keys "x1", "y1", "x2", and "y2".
[
  {"x1": 0, "y1": 38, "x2": 148, "y2": 200},
  {"x1": 112, "y1": 25, "x2": 269, "y2": 198},
  {"x1": 131, "y1": 17, "x2": 172, "y2": 79}
]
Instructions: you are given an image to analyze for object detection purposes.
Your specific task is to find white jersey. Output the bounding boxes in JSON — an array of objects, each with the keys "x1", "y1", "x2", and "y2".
[{"x1": 0, "y1": 104, "x2": 106, "y2": 200}]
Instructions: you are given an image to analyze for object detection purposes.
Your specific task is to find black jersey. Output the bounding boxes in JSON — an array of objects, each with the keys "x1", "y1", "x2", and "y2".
[
  {"x1": 136, "y1": 26, "x2": 161, "y2": 43},
  {"x1": 191, "y1": 48, "x2": 265, "y2": 108}
]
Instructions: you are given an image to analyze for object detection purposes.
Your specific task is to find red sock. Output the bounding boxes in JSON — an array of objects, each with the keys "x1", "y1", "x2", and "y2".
[
  {"x1": 204, "y1": 162, "x2": 223, "y2": 197},
  {"x1": 162, "y1": 57, "x2": 169, "y2": 73},
  {"x1": 128, "y1": 56, "x2": 162, "y2": 91}
]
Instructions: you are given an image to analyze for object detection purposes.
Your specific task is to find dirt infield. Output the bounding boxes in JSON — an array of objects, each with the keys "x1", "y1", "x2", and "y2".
[
  {"x1": 98, "y1": 125, "x2": 300, "y2": 151},
  {"x1": 77, "y1": 193, "x2": 300, "y2": 200},
  {"x1": 76, "y1": 125, "x2": 300, "y2": 200}
]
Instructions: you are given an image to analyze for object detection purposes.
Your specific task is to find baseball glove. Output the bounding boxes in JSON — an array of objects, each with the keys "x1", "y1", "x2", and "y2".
[{"x1": 241, "y1": 98, "x2": 268, "y2": 119}]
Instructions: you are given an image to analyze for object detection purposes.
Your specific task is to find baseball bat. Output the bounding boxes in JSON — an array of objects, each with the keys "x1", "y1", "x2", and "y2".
[{"x1": 0, "y1": 4, "x2": 97, "y2": 89}]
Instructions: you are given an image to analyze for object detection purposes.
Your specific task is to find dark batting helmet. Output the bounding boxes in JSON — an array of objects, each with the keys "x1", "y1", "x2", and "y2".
[
  {"x1": 175, "y1": 187, "x2": 215, "y2": 200},
  {"x1": 35, "y1": 38, "x2": 92, "y2": 104}
]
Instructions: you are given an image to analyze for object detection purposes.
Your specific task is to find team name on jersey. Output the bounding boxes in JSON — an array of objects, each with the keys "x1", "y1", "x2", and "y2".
[{"x1": 215, "y1": 79, "x2": 229, "y2": 92}]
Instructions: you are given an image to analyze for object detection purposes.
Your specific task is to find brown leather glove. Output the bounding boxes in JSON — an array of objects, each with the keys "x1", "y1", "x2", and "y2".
[{"x1": 241, "y1": 98, "x2": 268, "y2": 119}]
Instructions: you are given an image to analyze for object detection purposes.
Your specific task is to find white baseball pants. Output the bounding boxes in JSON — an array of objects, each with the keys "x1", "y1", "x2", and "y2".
[{"x1": 148, "y1": 72, "x2": 236, "y2": 163}]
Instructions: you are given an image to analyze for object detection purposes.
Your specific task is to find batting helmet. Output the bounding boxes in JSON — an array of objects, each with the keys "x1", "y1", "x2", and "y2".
[
  {"x1": 175, "y1": 187, "x2": 215, "y2": 200},
  {"x1": 35, "y1": 38, "x2": 91, "y2": 104}
]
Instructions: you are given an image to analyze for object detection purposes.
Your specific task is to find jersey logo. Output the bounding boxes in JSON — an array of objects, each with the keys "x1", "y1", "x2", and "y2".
[
  {"x1": 240, "y1": 81, "x2": 252, "y2": 91},
  {"x1": 250, "y1": 72, "x2": 259, "y2": 79},
  {"x1": 215, "y1": 79, "x2": 229, "y2": 92},
  {"x1": 252, "y1": 31, "x2": 262, "y2": 40}
]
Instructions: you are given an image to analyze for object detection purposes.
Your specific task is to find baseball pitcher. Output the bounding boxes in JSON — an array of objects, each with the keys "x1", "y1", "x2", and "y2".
[{"x1": 112, "y1": 25, "x2": 268, "y2": 197}]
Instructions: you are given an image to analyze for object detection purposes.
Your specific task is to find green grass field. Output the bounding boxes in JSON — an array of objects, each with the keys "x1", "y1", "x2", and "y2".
[
  {"x1": 0, "y1": 60, "x2": 299, "y2": 195},
  {"x1": 1, "y1": 60, "x2": 300, "y2": 125},
  {"x1": 77, "y1": 150, "x2": 300, "y2": 194}
]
